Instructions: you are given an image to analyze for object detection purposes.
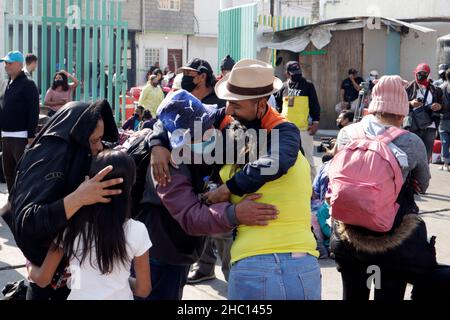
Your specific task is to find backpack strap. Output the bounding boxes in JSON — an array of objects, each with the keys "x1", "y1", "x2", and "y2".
[{"x1": 377, "y1": 126, "x2": 407, "y2": 145}]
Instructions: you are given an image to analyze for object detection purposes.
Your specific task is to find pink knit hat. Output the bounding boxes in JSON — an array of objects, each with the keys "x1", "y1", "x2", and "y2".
[{"x1": 368, "y1": 75, "x2": 409, "y2": 116}]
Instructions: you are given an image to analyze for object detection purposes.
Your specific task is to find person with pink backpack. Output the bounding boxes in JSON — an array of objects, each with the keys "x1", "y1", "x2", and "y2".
[{"x1": 328, "y1": 75, "x2": 449, "y2": 300}]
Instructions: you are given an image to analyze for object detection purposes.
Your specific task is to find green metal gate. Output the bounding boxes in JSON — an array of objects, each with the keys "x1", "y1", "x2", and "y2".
[
  {"x1": 4, "y1": 0, "x2": 129, "y2": 123},
  {"x1": 218, "y1": 3, "x2": 257, "y2": 68}
]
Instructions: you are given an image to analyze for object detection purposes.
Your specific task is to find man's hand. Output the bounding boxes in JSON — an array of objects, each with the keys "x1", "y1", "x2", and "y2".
[
  {"x1": 203, "y1": 184, "x2": 231, "y2": 204},
  {"x1": 64, "y1": 165, "x2": 123, "y2": 219},
  {"x1": 411, "y1": 99, "x2": 423, "y2": 108},
  {"x1": 431, "y1": 103, "x2": 442, "y2": 112},
  {"x1": 150, "y1": 146, "x2": 178, "y2": 187},
  {"x1": 235, "y1": 194, "x2": 278, "y2": 226},
  {"x1": 308, "y1": 122, "x2": 319, "y2": 135},
  {"x1": 412, "y1": 178, "x2": 423, "y2": 194}
]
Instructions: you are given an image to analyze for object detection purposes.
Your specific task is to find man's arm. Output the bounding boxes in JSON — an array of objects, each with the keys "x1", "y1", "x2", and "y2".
[
  {"x1": 155, "y1": 165, "x2": 278, "y2": 236},
  {"x1": 28, "y1": 245, "x2": 64, "y2": 288},
  {"x1": 225, "y1": 121, "x2": 300, "y2": 196},
  {"x1": 308, "y1": 83, "x2": 320, "y2": 123}
]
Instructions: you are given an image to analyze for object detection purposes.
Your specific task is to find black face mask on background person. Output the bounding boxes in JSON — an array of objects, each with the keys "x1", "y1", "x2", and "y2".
[
  {"x1": 291, "y1": 74, "x2": 303, "y2": 83},
  {"x1": 54, "y1": 80, "x2": 64, "y2": 87},
  {"x1": 181, "y1": 75, "x2": 197, "y2": 92},
  {"x1": 417, "y1": 73, "x2": 428, "y2": 82}
]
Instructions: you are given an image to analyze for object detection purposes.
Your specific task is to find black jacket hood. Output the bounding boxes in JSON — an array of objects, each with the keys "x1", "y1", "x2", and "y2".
[{"x1": 33, "y1": 100, "x2": 118, "y2": 149}]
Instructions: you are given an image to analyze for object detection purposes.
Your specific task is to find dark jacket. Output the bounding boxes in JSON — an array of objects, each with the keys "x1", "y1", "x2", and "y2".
[
  {"x1": 122, "y1": 115, "x2": 140, "y2": 131},
  {"x1": 9, "y1": 100, "x2": 118, "y2": 266},
  {"x1": 274, "y1": 77, "x2": 321, "y2": 122},
  {"x1": 406, "y1": 80, "x2": 443, "y2": 128},
  {"x1": 138, "y1": 162, "x2": 223, "y2": 265},
  {"x1": 0, "y1": 71, "x2": 39, "y2": 138},
  {"x1": 201, "y1": 90, "x2": 226, "y2": 108},
  {"x1": 439, "y1": 82, "x2": 450, "y2": 121}
]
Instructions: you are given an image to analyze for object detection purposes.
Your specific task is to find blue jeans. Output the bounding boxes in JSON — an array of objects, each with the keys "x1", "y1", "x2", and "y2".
[
  {"x1": 440, "y1": 130, "x2": 450, "y2": 163},
  {"x1": 228, "y1": 253, "x2": 321, "y2": 300}
]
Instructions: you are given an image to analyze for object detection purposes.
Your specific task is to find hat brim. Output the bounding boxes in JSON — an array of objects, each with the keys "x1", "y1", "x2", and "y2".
[
  {"x1": 215, "y1": 74, "x2": 283, "y2": 101},
  {"x1": 0, "y1": 57, "x2": 13, "y2": 63}
]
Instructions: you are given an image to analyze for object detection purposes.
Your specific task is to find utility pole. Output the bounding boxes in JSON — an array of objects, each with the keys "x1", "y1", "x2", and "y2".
[{"x1": 270, "y1": 0, "x2": 274, "y2": 16}]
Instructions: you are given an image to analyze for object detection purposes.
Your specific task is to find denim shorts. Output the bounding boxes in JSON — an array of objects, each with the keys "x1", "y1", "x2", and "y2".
[{"x1": 228, "y1": 253, "x2": 321, "y2": 300}]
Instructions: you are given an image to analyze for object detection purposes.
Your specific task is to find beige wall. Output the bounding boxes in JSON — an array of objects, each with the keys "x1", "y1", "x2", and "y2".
[
  {"x1": 188, "y1": 36, "x2": 219, "y2": 74},
  {"x1": 363, "y1": 27, "x2": 387, "y2": 78},
  {"x1": 324, "y1": 0, "x2": 450, "y2": 20},
  {"x1": 136, "y1": 33, "x2": 187, "y2": 85},
  {"x1": 400, "y1": 22, "x2": 450, "y2": 82}
]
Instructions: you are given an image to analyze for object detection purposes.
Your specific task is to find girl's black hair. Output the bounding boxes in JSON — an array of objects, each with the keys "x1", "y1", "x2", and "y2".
[
  {"x1": 58, "y1": 150, "x2": 136, "y2": 274},
  {"x1": 51, "y1": 71, "x2": 70, "y2": 91}
]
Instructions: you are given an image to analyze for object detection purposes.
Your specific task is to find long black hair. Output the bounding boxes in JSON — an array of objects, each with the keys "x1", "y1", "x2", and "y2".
[
  {"x1": 51, "y1": 71, "x2": 70, "y2": 91},
  {"x1": 58, "y1": 149, "x2": 136, "y2": 274}
]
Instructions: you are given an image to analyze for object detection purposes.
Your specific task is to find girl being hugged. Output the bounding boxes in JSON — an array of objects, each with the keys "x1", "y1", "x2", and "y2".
[{"x1": 28, "y1": 150, "x2": 152, "y2": 300}]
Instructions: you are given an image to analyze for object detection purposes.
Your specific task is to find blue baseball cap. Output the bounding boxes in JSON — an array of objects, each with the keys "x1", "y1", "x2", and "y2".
[
  {"x1": 0, "y1": 51, "x2": 24, "y2": 63},
  {"x1": 157, "y1": 90, "x2": 217, "y2": 149}
]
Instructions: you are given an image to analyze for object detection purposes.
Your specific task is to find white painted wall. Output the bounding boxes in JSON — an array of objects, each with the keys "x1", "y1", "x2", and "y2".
[
  {"x1": 363, "y1": 27, "x2": 387, "y2": 78},
  {"x1": 135, "y1": 33, "x2": 187, "y2": 85},
  {"x1": 194, "y1": 0, "x2": 220, "y2": 36},
  {"x1": 188, "y1": 36, "x2": 219, "y2": 74},
  {"x1": 323, "y1": 0, "x2": 450, "y2": 20},
  {"x1": 400, "y1": 22, "x2": 450, "y2": 82}
]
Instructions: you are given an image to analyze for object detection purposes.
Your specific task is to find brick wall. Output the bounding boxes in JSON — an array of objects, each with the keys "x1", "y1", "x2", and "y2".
[{"x1": 144, "y1": 0, "x2": 194, "y2": 34}]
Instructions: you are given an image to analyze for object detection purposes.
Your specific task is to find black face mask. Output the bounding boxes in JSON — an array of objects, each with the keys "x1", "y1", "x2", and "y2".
[
  {"x1": 291, "y1": 74, "x2": 303, "y2": 82},
  {"x1": 417, "y1": 74, "x2": 428, "y2": 82},
  {"x1": 337, "y1": 123, "x2": 344, "y2": 130},
  {"x1": 54, "y1": 80, "x2": 64, "y2": 87},
  {"x1": 181, "y1": 75, "x2": 197, "y2": 92}
]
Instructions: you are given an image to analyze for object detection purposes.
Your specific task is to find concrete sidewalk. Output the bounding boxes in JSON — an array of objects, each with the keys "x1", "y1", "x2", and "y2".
[{"x1": 1, "y1": 152, "x2": 450, "y2": 300}]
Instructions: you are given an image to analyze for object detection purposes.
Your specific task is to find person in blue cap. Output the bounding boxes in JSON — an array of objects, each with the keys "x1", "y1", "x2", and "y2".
[
  {"x1": 134, "y1": 89, "x2": 279, "y2": 300},
  {"x1": 0, "y1": 51, "x2": 39, "y2": 228}
]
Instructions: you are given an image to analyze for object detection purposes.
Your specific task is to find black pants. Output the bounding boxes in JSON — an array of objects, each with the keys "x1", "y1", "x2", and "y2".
[
  {"x1": 411, "y1": 128, "x2": 436, "y2": 160},
  {"x1": 26, "y1": 282, "x2": 70, "y2": 300},
  {"x1": 1, "y1": 137, "x2": 27, "y2": 231},
  {"x1": 336, "y1": 257, "x2": 414, "y2": 300},
  {"x1": 411, "y1": 265, "x2": 450, "y2": 300},
  {"x1": 1, "y1": 137, "x2": 28, "y2": 192}
]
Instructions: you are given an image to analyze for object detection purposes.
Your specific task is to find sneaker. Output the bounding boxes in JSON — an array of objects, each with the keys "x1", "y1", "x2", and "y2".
[{"x1": 187, "y1": 271, "x2": 216, "y2": 284}]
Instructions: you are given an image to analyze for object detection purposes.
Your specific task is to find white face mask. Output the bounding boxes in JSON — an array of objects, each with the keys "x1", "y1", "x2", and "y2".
[
  {"x1": 189, "y1": 129, "x2": 217, "y2": 155},
  {"x1": 369, "y1": 76, "x2": 376, "y2": 81}
]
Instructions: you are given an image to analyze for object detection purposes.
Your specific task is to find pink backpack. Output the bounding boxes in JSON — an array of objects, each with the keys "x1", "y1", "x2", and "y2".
[{"x1": 328, "y1": 124, "x2": 407, "y2": 232}]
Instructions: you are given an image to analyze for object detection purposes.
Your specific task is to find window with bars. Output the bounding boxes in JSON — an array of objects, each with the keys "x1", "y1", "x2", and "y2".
[
  {"x1": 144, "y1": 48, "x2": 161, "y2": 70},
  {"x1": 158, "y1": 0, "x2": 181, "y2": 11}
]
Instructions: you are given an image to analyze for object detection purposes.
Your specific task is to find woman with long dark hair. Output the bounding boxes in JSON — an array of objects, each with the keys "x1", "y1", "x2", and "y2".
[
  {"x1": 28, "y1": 150, "x2": 152, "y2": 300},
  {"x1": 44, "y1": 70, "x2": 79, "y2": 116}
]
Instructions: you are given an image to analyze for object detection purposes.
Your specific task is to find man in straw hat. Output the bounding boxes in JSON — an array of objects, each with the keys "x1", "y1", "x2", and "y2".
[{"x1": 145, "y1": 59, "x2": 304, "y2": 291}]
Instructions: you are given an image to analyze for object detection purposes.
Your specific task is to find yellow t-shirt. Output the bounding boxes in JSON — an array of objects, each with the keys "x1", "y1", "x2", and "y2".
[
  {"x1": 221, "y1": 153, "x2": 319, "y2": 263},
  {"x1": 138, "y1": 83, "x2": 164, "y2": 117}
]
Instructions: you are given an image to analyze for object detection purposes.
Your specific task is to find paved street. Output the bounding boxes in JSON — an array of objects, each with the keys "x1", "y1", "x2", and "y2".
[{"x1": 1, "y1": 141, "x2": 450, "y2": 300}]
